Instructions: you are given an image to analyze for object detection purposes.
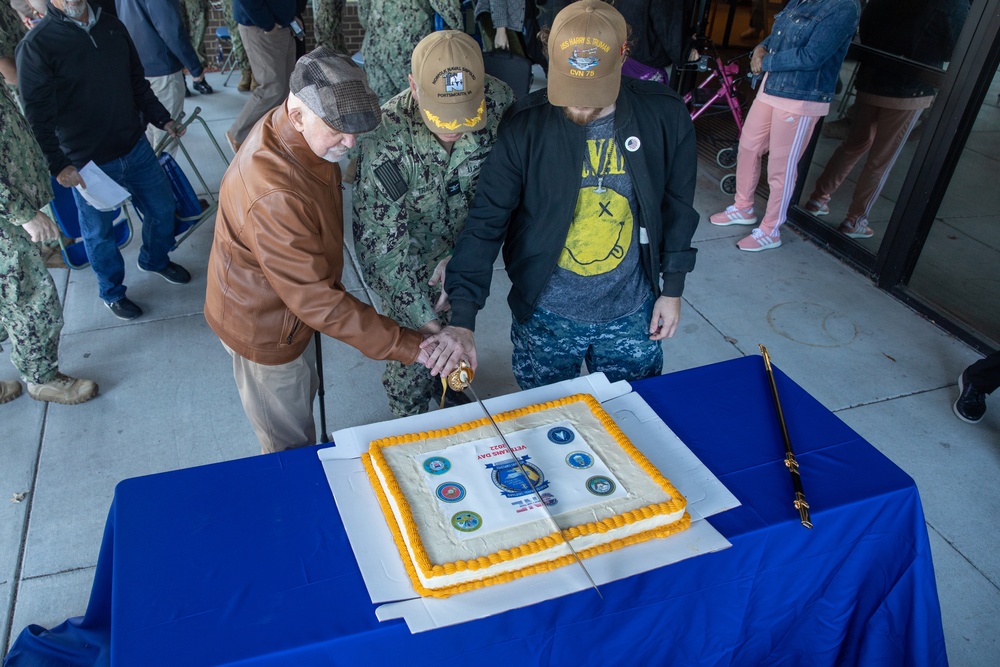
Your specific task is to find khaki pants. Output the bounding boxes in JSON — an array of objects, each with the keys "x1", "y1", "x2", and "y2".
[
  {"x1": 223, "y1": 338, "x2": 319, "y2": 454},
  {"x1": 229, "y1": 25, "x2": 296, "y2": 143},
  {"x1": 145, "y1": 72, "x2": 185, "y2": 156}
]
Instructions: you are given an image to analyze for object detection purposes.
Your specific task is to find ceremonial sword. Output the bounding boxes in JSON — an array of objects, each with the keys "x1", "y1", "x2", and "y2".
[
  {"x1": 446, "y1": 362, "x2": 603, "y2": 598},
  {"x1": 759, "y1": 345, "x2": 813, "y2": 529}
]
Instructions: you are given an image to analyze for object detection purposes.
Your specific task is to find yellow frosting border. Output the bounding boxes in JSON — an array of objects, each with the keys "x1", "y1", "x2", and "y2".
[{"x1": 364, "y1": 393, "x2": 689, "y2": 597}]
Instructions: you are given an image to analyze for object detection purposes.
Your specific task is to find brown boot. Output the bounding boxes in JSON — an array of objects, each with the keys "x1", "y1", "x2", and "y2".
[
  {"x1": 237, "y1": 68, "x2": 252, "y2": 92},
  {"x1": 0, "y1": 380, "x2": 22, "y2": 404},
  {"x1": 27, "y1": 372, "x2": 98, "y2": 405},
  {"x1": 40, "y1": 244, "x2": 68, "y2": 269},
  {"x1": 250, "y1": 72, "x2": 259, "y2": 92}
]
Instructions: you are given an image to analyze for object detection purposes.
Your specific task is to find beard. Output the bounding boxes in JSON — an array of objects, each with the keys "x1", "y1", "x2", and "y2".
[
  {"x1": 563, "y1": 107, "x2": 603, "y2": 126},
  {"x1": 322, "y1": 146, "x2": 350, "y2": 163},
  {"x1": 62, "y1": 0, "x2": 88, "y2": 18}
]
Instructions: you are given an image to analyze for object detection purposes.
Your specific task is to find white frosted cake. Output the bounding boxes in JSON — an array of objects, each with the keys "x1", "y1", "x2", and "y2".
[{"x1": 363, "y1": 393, "x2": 690, "y2": 598}]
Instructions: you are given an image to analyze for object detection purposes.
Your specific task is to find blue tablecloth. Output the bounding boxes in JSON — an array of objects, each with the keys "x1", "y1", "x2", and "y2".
[{"x1": 5, "y1": 357, "x2": 947, "y2": 666}]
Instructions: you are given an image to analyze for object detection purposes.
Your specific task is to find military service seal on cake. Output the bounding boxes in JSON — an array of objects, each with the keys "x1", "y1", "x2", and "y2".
[{"x1": 363, "y1": 393, "x2": 690, "y2": 597}]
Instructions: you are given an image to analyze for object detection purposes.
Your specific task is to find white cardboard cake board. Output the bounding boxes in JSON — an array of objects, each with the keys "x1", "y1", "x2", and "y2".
[{"x1": 318, "y1": 374, "x2": 739, "y2": 633}]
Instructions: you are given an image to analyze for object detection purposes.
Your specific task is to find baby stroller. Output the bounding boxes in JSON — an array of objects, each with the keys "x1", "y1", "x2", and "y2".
[{"x1": 680, "y1": 39, "x2": 752, "y2": 194}]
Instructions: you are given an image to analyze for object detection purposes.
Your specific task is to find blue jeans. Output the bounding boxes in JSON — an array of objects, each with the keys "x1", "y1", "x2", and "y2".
[
  {"x1": 510, "y1": 293, "x2": 663, "y2": 390},
  {"x1": 72, "y1": 138, "x2": 176, "y2": 303}
]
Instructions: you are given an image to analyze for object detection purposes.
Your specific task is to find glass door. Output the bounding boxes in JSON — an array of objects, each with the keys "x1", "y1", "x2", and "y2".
[
  {"x1": 902, "y1": 72, "x2": 1000, "y2": 348},
  {"x1": 791, "y1": 0, "x2": 972, "y2": 266}
]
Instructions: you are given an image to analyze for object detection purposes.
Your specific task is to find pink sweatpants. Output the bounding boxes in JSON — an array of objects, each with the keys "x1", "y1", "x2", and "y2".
[
  {"x1": 734, "y1": 98, "x2": 820, "y2": 236},
  {"x1": 809, "y1": 103, "x2": 922, "y2": 225}
]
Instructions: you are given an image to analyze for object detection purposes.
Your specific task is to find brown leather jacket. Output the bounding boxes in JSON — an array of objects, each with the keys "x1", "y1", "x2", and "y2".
[{"x1": 204, "y1": 103, "x2": 422, "y2": 366}]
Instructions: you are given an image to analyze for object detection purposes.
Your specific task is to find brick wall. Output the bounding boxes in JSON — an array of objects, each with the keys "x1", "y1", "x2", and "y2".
[{"x1": 202, "y1": 3, "x2": 365, "y2": 71}]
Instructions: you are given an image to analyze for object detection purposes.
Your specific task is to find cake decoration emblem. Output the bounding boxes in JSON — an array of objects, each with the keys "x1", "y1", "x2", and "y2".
[
  {"x1": 435, "y1": 482, "x2": 466, "y2": 503},
  {"x1": 487, "y1": 457, "x2": 548, "y2": 498},
  {"x1": 451, "y1": 511, "x2": 483, "y2": 532},
  {"x1": 566, "y1": 451, "x2": 594, "y2": 469},
  {"x1": 547, "y1": 426, "x2": 575, "y2": 444},
  {"x1": 423, "y1": 456, "x2": 451, "y2": 475},
  {"x1": 585, "y1": 475, "x2": 616, "y2": 496}
]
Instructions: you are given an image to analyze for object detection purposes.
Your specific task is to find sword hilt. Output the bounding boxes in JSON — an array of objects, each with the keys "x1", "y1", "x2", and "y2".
[{"x1": 446, "y1": 360, "x2": 474, "y2": 392}]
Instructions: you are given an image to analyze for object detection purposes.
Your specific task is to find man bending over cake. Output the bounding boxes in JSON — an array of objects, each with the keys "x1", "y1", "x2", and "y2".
[
  {"x1": 205, "y1": 48, "x2": 432, "y2": 454},
  {"x1": 353, "y1": 31, "x2": 513, "y2": 417},
  {"x1": 423, "y1": 0, "x2": 699, "y2": 389}
]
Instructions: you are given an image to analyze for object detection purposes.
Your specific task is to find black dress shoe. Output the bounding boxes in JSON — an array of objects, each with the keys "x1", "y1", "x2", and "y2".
[
  {"x1": 106, "y1": 297, "x2": 143, "y2": 320},
  {"x1": 954, "y1": 371, "x2": 987, "y2": 424},
  {"x1": 192, "y1": 79, "x2": 214, "y2": 94},
  {"x1": 137, "y1": 261, "x2": 192, "y2": 285}
]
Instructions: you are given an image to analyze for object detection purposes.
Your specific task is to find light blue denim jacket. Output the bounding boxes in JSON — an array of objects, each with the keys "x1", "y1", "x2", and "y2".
[{"x1": 759, "y1": 0, "x2": 861, "y2": 103}]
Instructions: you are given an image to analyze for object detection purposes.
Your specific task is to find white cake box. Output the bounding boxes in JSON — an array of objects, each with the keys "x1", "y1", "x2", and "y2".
[{"x1": 318, "y1": 374, "x2": 739, "y2": 633}]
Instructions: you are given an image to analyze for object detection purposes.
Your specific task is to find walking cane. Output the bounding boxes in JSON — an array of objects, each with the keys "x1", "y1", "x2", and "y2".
[{"x1": 314, "y1": 331, "x2": 329, "y2": 444}]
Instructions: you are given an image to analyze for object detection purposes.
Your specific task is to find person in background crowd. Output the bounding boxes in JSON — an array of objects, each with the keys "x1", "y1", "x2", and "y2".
[
  {"x1": 179, "y1": 0, "x2": 208, "y2": 73},
  {"x1": 227, "y1": 0, "x2": 296, "y2": 151},
  {"x1": 474, "y1": 0, "x2": 523, "y2": 53},
  {"x1": 1, "y1": 83, "x2": 98, "y2": 406},
  {"x1": 1, "y1": 2, "x2": 69, "y2": 272},
  {"x1": 802, "y1": 0, "x2": 969, "y2": 240},
  {"x1": 353, "y1": 31, "x2": 513, "y2": 416},
  {"x1": 116, "y1": 0, "x2": 212, "y2": 156},
  {"x1": 17, "y1": 0, "x2": 190, "y2": 321},
  {"x1": 427, "y1": 0, "x2": 699, "y2": 389},
  {"x1": 708, "y1": 0, "x2": 860, "y2": 252},
  {"x1": 205, "y1": 48, "x2": 432, "y2": 453},
  {"x1": 357, "y1": 0, "x2": 463, "y2": 103},
  {"x1": 293, "y1": 0, "x2": 306, "y2": 58},
  {"x1": 955, "y1": 352, "x2": 1000, "y2": 424},
  {"x1": 1, "y1": 1, "x2": 26, "y2": 86},
  {"x1": 9, "y1": 0, "x2": 45, "y2": 27},
  {"x1": 312, "y1": 0, "x2": 344, "y2": 52},
  {"x1": 741, "y1": 0, "x2": 768, "y2": 42},
  {"x1": 222, "y1": 0, "x2": 256, "y2": 91}
]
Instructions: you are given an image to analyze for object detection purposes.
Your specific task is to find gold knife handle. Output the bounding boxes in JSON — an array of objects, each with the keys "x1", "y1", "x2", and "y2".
[{"x1": 446, "y1": 360, "x2": 474, "y2": 391}]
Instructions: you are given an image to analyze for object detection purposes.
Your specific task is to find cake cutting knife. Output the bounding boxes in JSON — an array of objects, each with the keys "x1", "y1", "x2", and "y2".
[{"x1": 447, "y1": 362, "x2": 604, "y2": 599}]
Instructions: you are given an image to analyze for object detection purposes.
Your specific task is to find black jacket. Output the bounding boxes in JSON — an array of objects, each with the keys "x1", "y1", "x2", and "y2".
[
  {"x1": 445, "y1": 77, "x2": 699, "y2": 330},
  {"x1": 15, "y1": 3, "x2": 171, "y2": 175}
]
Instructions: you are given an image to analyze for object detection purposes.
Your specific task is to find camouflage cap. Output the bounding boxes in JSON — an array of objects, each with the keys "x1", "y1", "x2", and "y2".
[
  {"x1": 547, "y1": 0, "x2": 627, "y2": 108},
  {"x1": 411, "y1": 31, "x2": 487, "y2": 133},
  {"x1": 290, "y1": 47, "x2": 381, "y2": 134}
]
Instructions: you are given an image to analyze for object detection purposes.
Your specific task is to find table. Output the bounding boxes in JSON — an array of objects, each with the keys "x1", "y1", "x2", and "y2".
[{"x1": 5, "y1": 357, "x2": 947, "y2": 666}]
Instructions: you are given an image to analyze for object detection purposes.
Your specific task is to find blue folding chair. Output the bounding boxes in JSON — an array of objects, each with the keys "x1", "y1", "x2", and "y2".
[
  {"x1": 49, "y1": 177, "x2": 133, "y2": 270},
  {"x1": 149, "y1": 107, "x2": 229, "y2": 250},
  {"x1": 216, "y1": 25, "x2": 238, "y2": 86}
]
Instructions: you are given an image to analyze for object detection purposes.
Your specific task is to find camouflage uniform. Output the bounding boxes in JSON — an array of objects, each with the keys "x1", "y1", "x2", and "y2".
[
  {"x1": 1, "y1": 5, "x2": 63, "y2": 270},
  {"x1": 313, "y1": 0, "x2": 345, "y2": 52},
  {"x1": 222, "y1": 0, "x2": 250, "y2": 71},
  {"x1": 180, "y1": 0, "x2": 209, "y2": 67},
  {"x1": 353, "y1": 76, "x2": 513, "y2": 415},
  {"x1": 510, "y1": 294, "x2": 663, "y2": 390},
  {"x1": 0, "y1": 2, "x2": 26, "y2": 93},
  {"x1": 0, "y1": 84, "x2": 63, "y2": 384},
  {"x1": 357, "y1": 0, "x2": 464, "y2": 103}
]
